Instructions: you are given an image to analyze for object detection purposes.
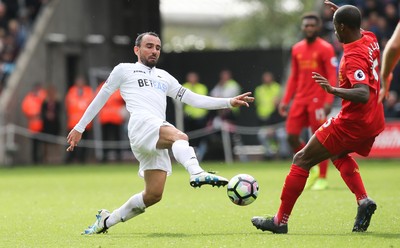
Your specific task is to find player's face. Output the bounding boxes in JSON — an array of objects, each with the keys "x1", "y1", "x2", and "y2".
[
  {"x1": 135, "y1": 34, "x2": 161, "y2": 68},
  {"x1": 333, "y1": 18, "x2": 344, "y2": 43},
  {"x1": 301, "y1": 18, "x2": 319, "y2": 40}
]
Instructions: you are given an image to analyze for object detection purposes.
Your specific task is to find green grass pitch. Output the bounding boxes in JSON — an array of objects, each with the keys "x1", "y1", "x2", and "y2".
[{"x1": 1, "y1": 159, "x2": 399, "y2": 247}]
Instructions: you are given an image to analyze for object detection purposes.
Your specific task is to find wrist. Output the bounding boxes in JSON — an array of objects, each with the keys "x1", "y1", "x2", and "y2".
[{"x1": 228, "y1": 98, "x2": 233, "y2": 108}]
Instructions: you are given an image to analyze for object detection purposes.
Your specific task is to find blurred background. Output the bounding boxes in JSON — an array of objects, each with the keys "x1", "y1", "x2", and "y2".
[{"x1": 0, "y1": 0, "x2": 399, "y2": 166}]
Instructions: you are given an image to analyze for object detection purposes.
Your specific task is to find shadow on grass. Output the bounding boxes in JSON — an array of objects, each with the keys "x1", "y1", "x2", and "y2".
[{"x1": 109, "y1": 232, "x2": 264, "y2": 238}]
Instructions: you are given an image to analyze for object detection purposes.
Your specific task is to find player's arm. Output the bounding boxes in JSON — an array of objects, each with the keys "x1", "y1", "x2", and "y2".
[
  {"x1": 67, "y1": 86, "x2": 113, "y2": 151},
  {"x1": 312, "y1": 72, "x2": 369, "y2": 103},
  {"x1": 324, "y1": 0, "x2": 338, "y2": 12},
  {"x1": 178, "y1": 87, "x2": 253, "y2": 109},
  {"x1": 279, "y1": 50, "x2": 298, "y2": 116},
  {"x1": 379, "y1": 22, "x2": 400, "y2": 102}
]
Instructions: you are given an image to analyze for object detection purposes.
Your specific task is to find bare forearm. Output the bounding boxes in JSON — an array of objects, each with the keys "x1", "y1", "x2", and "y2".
[
  {"x1": 381, "y1": 47, "x2": 400, "y2": 80},
  {"x1": 381, "y1": 24, "x2": 400, "y2": 79},
  {"x1": 331, "y1": 86, "x2": 369, "y2": 103}
]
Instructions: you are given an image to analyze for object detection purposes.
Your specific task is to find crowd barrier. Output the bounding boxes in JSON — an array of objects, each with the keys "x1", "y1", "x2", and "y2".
[
  {"x1": 0, "y1": 121, "x2": 286, "y2": 165},
  {"x1": 1, "y1": 120, "x2": 399, "y2": 165}
]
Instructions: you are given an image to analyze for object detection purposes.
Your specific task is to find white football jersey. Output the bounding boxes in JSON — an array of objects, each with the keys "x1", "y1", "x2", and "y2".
[
  {"x1": 104, "y1": 62, "x2": 183, "y2": 119},
  {"x1": 74, "y1": 62, "x2": 231, "y2": 133}
]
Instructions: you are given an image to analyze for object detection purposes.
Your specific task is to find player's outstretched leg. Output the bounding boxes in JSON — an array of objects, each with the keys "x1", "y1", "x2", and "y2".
[
  {"x1": 251, "y1": 216, "x2": 288, "y2": 234},
  {"x1": 82, "y1": 209, "x2": 110, "y2": 235},
  {"x1": 172, "y1": 140, "x2": 228, "y2": 188},
  {"x1": 352, "y1": 198, "x2": 377, "y2": 232}
]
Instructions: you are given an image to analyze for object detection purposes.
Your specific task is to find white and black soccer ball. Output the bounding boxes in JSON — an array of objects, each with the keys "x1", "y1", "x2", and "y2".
[{"x1": 227, "y1": 174, "x2": 259, "y2": 206}]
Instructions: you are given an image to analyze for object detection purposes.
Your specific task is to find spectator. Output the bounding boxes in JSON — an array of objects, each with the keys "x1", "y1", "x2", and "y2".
[
  {"x1": 25, "y1": 0, "x2": 46, "y2": 23},
  {"x1": 8, "y1": 18, "x2": 28, "y2": 52},
  {"x1": 21, "y1": 82, "x2": 46, "y2": 164},
  {"x1": 254, "y1": 71, "x2": 282, "y2": 125},
  {"x1": 210, "y1": 69, "x2": 241, "y2": 121},
  {"x1": 41, "y1": 84, "x2": 61, "y2": 163},
  {"x1": 96, "y1": 81, "x2": 126, "y2": 163},
  {"x1": 210, "y1": 69, "x2": 246, "y2": 161},
  {"x1": 64, "y1": 76, "x2": 94, "y2": 163},
  {"x1": 0, "y1": 3, "x2": 8, "y2": 31},
  {"x1": 182, "y1": 71, "x2": 209, "y2": 161},
  {"x1": 362, "y1": 0, "x2": 385, "y2": 18},
  {"x1": 383, "y1": 3, "x2": 398, "y2": 35},
  {"x1": 0, "y1": 0, "x2": 47, "y2": 94},
  {"x1": 254, "y1": 71, "x2": 289, "y2": 159},
  {"x1": 1, "y1": 0, "x2": 19, "y2": 21}
]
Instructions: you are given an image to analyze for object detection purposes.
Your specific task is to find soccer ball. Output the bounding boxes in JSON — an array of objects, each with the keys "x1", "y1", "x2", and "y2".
[{"x1": 227, "y1": 174, "x2": 259, "y2": 206}]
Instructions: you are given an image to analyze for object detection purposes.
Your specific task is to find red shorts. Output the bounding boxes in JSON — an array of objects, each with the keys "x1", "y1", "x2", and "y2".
[
  {"x1": 315, "y1": 117, "x2": 377, "y2": 156},
  {"x1": 286, "y1": 101, "x2": 326, "y2": 135}
]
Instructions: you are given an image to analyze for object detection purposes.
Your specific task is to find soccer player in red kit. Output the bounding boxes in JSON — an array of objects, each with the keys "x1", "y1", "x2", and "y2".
[
  {"x1": 279, "y1": 12, "x2": 338, "y2": 190},
  {"x1": 252, "y1": 2, "x2": 385, "y2": 234}
]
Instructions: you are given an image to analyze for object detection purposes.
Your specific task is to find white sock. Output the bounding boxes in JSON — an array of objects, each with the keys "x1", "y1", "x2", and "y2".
[
  {"x1": 358, "y1": 197, "x2": 370, "y2": 206},
  {"x1": 171, "y1": 140, "x2": 203, "y2": 175},
  {"x1": 106, "y1": 192, "x2": 146, "y2": 228}
]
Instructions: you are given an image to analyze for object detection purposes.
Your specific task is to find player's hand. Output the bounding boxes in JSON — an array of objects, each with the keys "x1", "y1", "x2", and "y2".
[
  {"x1": 66, "y1": 129, "x2": 83, "y2": 152},
  {"x1": 378, "y1": 73, "x2": 392, "y2": 103},
  {"x1": 278, "y1": 103, "x2": 288, "y2": 117},
  {"x1": 230, "y1": 92, "x2": 254, "y2": 107},
  {"x1": 324, "y1": 0, "x2": 339, "y2": 12},
  {"x1": 312, "y1": 72, "x2": 336, "y2": 94}
]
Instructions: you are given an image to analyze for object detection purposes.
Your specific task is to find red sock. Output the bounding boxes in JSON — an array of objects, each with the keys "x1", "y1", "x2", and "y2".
[
  {"x1": 318, "y1": 160, "x2": 329, "y2": 178},
  {"x1": 333, "y1": 155, "x2": 367, "y2": 201},
  {"x1": 275, "y1": 165, "x2": 309, "y2": 225},
  {"x1": 294, "y1": 142, "x2": 305, "y2": 153}
]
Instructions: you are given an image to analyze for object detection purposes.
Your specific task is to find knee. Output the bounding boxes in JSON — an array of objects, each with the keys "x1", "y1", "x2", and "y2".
[
  {"x1": 143, "y1": 191, "x2": 163, "y2": 206},
  {"x1": 176, "y1": 131, "x2": 189, "y2": 141},
  {"x1": 293, "y1": 150, "x2": 311, "y2": 170},
  {"x1": 293, "y1": 150, "x2": 304, "y2": 165}
]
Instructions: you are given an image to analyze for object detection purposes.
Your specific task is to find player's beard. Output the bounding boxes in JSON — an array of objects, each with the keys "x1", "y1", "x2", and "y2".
[
  {"x1": 141, "y1": 54, "x2": 158, "y2": 68},
  {"x1": 305, "y1": 32, "x2": 318, "y2": 43}
]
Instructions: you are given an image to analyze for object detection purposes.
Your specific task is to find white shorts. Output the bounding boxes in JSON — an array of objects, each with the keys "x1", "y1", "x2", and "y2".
[{"x1": 128, "y1": 115, "x2": 174, "y2": 177}]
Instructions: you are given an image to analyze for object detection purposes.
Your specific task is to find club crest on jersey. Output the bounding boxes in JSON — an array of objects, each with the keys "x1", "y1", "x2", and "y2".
[{"x1": 354, "y1": 70, "x2": 365, "y2": 81}]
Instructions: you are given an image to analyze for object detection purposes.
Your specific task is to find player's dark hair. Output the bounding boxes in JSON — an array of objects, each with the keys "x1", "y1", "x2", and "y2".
[
  {"x1": 301, "y1": 12, "x2": 321, "y2": 24},
  {"x1": 135, "y1": 32, "x2": 159, "y2": 47},
  {"x1": 334, "y1": 5, "x2": 361, "y2": 30}
]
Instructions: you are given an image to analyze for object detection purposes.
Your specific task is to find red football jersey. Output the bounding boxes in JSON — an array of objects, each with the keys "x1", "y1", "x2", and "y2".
[
  {"x1": 336, "y1": 31, "x2": 385, "y2": 137},
  {"x1": 282, "y1": 37, "x2": 338, "y2": 105}
]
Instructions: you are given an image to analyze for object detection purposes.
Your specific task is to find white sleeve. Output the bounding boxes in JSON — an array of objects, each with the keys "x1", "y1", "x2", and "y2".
[
  {"x1": 179, "y1": 87, "x2": 232, "y2": 110},
  {"x1": 74, "y1": 87, "x2": 113, "y2": 133},
  {"x1": 74, "y1": 64, "x2": 123, "y2": 132}
]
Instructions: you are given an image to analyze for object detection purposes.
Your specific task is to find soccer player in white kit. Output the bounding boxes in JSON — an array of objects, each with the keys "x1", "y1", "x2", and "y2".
[{"x1": 66, "y1": 32, "x2": 254, "y2": 235}]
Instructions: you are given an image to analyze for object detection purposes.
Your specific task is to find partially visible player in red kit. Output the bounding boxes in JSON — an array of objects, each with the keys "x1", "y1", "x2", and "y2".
[
  {"x1": 252, "y1": 1, "x2": 385, "y2": 234},
  {"x1": 279, "y1": 12, "x2": 338, "y2": 190}
]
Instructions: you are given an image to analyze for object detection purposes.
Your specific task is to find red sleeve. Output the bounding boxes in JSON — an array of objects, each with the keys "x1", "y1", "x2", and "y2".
[
  {"x1": 323, "y1": 45, "x2": 338, "y2": 104},
  {"x1": 282, "y1": 49, "x2": 298, "y2": 104},
  {"x1": 345, "y1": 54, "x2": 376, "y2": 90}
]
